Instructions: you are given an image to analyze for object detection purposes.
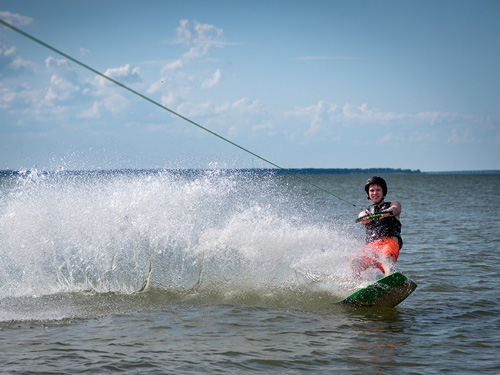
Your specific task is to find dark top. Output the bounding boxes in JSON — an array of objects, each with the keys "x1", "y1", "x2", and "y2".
[{"x1": 365, "y1": 201, "x2": 403, "y2": 249}]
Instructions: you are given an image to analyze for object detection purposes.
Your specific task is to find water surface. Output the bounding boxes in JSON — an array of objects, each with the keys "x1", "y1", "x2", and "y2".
[{"x1": 1, "y1": 170, "x2": 499, "y2": 373}]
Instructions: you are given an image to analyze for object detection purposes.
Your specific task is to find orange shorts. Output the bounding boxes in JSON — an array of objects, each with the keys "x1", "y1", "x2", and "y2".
[{"x1": 352, "y1": 237, "x2": 400, "y2": 274}]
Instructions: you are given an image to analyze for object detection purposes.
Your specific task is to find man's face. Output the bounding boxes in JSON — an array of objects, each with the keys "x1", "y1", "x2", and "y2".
[{"x1": 368, "y1": 184, "x2": 383, "y2": 203}]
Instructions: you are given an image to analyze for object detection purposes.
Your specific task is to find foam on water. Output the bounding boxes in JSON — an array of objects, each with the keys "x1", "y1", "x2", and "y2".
[{"x1": 0, "y1": 169, "x2": 363, "y2": 320}]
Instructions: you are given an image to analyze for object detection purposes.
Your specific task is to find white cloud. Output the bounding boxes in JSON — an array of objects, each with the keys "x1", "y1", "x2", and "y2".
[
  {"x1": 45, "y1": 56, "x2": 71, "y2": 71},
  {"x1": 77, "y1": 101, "x2": 100, "y2": 119},
  {"x1": 172, "y1": 20, "x2": 226, "y2": 60},
  {"x1": 10, "y1": 55, "x2": 32, "y2": 71},
  {"x1": 39, "y1": 57, "x2": 81, "y2": 105},
  {"x1": 173, "y1": 19, "x2": 192, "y2": 44},
  {"x1": 97, "y1": 64, "x2": 141, "y2": 86},
  {"x1": 0, "y1": 53, "x2": 84, "y2": 121},
  {"x1": 0, "y1": 14, "x2": 35, "y2": 78},
  {"x1": 167, "y1": 96, "x2": 265, "y2": 139},
  {"x1": 0, "y1": 86, "x2": 15, "y2": 109},
  {"x1": 78, "y1": 63, "x2": 143, "y2": 117},
  {"x1": 448, "y1": 127, "x2": 474, "y2": 143},
  {"x1": 80, "y1": 47, "x2": 91, "y2": 56},
  {"x1": 0, "y1": 45, "x2": 34, "y2": 75},
  {"x1": 149, "y1": 19, "x2": 241, "y2": 105},
  {"x1": 282, "y1": 100, "x2": 482, "y2": 146},
  {"x1": 214, "y1": 102, "x2": 230, "y2": 114},
  {"x1": 0, "y1": 11, "x2": 34, "y2": 26},
  {"x1": 202, "y1": 69, "x2": 221, "y2": 89},
  {"x1": 45, "y1": 74, "x2": 80, "y2": 102},
  {"x1": 176, "y1": 100, "x2": 215, "y2": 118},
  {"x1": 251, "y1": 122, "x2": 277, "y2": 137},
  {"x1": 408, "y1": 130, "x2": 437, "y2": 142},
  {"x1": 413, "y1": 111, "x2": 460, "y2": 124},
  {"x1": 284, "y1": 101, "x2": 338, "y2": 137},
  {"x1": 289, "y1": 102, "x2": 458, "y2": 127},
  {"x1": 146, "y1": 20, "x2": 232, "y2": 98},
  {"x1": 342, "y1": 103, "x2": 405, "y2": 122},
  {"x1": 194, "y1": 22, "x2": 224, "y2": 44},
  {"x1": 161, "y1": 59, "x2": 184, "y2": 73},
  {"x1": 171, "y1": 19, "x2": 237, "y2": 49},
  {"x1": 379, "y1": 133, "x2": 394, "y2": 142},
  {"x1": 161, "y1": 92, "x2": 176, "y2": 107},
  {"x1": 231, "y1": 98, "x2": 261, "y2": 111},
  {"x1": 2, "y1": 46, "x2": 16, "y2": 57},
  {"x1": 285, "y1": 101, "x2": 338, "y2": 117},
  {"x1": 146, "y1": 81, "x2": 161, "y2": 95}
]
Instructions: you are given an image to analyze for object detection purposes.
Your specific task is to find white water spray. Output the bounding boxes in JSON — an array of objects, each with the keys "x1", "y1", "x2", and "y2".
[{"x1": 0, "y1": 169, "x2": 362, "y2": 303}]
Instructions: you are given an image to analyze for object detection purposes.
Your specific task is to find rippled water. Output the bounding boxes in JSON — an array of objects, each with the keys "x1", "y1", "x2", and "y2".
[{"x1": 1, "y1": 170, "x2": 499, "y2": 374}]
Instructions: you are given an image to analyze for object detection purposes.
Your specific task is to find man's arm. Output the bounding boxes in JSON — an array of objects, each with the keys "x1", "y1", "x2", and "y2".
[
  {"x1": 357, "y1": 200, "x2": 402, "y2": 224},
  {"x1": 383, "y1": 201, "x2": 401, "y2": 219}
]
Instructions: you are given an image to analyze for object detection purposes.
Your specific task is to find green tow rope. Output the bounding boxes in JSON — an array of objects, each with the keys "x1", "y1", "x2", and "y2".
[{"x1": 0, "y1": 18, "x2": 364, "y2": 211}]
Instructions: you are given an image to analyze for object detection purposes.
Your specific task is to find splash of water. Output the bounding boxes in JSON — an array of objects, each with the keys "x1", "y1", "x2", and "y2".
[{"x1": 0, "y1": 169, "x2": 362, "y2": 305}]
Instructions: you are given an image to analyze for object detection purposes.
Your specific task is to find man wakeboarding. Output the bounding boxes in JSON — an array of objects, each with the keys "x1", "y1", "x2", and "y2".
[{"x1": 351, "y1": 176, "x2": 403, "y2": 277}]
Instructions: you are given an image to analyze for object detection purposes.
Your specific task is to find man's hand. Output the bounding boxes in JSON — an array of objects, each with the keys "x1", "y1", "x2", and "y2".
[{"x1": 356, "y1": 210, "x2": 394, "y2": 224}]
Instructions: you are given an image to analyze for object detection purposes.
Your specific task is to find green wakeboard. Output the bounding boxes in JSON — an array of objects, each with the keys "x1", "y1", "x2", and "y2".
[{"x1": 337, "y1": 272, "x2": 417, "y2": 307}]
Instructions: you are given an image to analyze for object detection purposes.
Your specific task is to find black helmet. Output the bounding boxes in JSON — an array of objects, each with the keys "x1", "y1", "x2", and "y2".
[{"x1": 364, "y1": 176, "x2": 387, "y2": 197}]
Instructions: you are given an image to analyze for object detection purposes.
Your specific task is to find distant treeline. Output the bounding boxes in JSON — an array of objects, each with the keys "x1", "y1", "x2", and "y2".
[
  {"x1": 3, "y1": 168, "x2": 499, "y2": 177},
  {"x1": 242, "y1": 168, "x2": 422, "y2": 175},
  {"x1": 0, "y1": 167, "x2": 421, "y2": 177},
  {"x1": 424, "y1": 170, "x2": 500, "y2": 174}
]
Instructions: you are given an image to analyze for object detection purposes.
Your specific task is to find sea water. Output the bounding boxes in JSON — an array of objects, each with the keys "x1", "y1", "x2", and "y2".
[{"x1": 0, "y1": 170, "x2": 499, "y2": 374}]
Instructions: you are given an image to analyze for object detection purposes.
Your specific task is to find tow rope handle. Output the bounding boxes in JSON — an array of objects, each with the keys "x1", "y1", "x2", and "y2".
[{"x1": 355, "y1": 210, "x2": 394, "y2": 223}]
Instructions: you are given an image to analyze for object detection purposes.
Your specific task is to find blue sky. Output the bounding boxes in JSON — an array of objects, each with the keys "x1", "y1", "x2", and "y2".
[{"x1": 1, "y1": 0, "x2": 499, "y2": 172}]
